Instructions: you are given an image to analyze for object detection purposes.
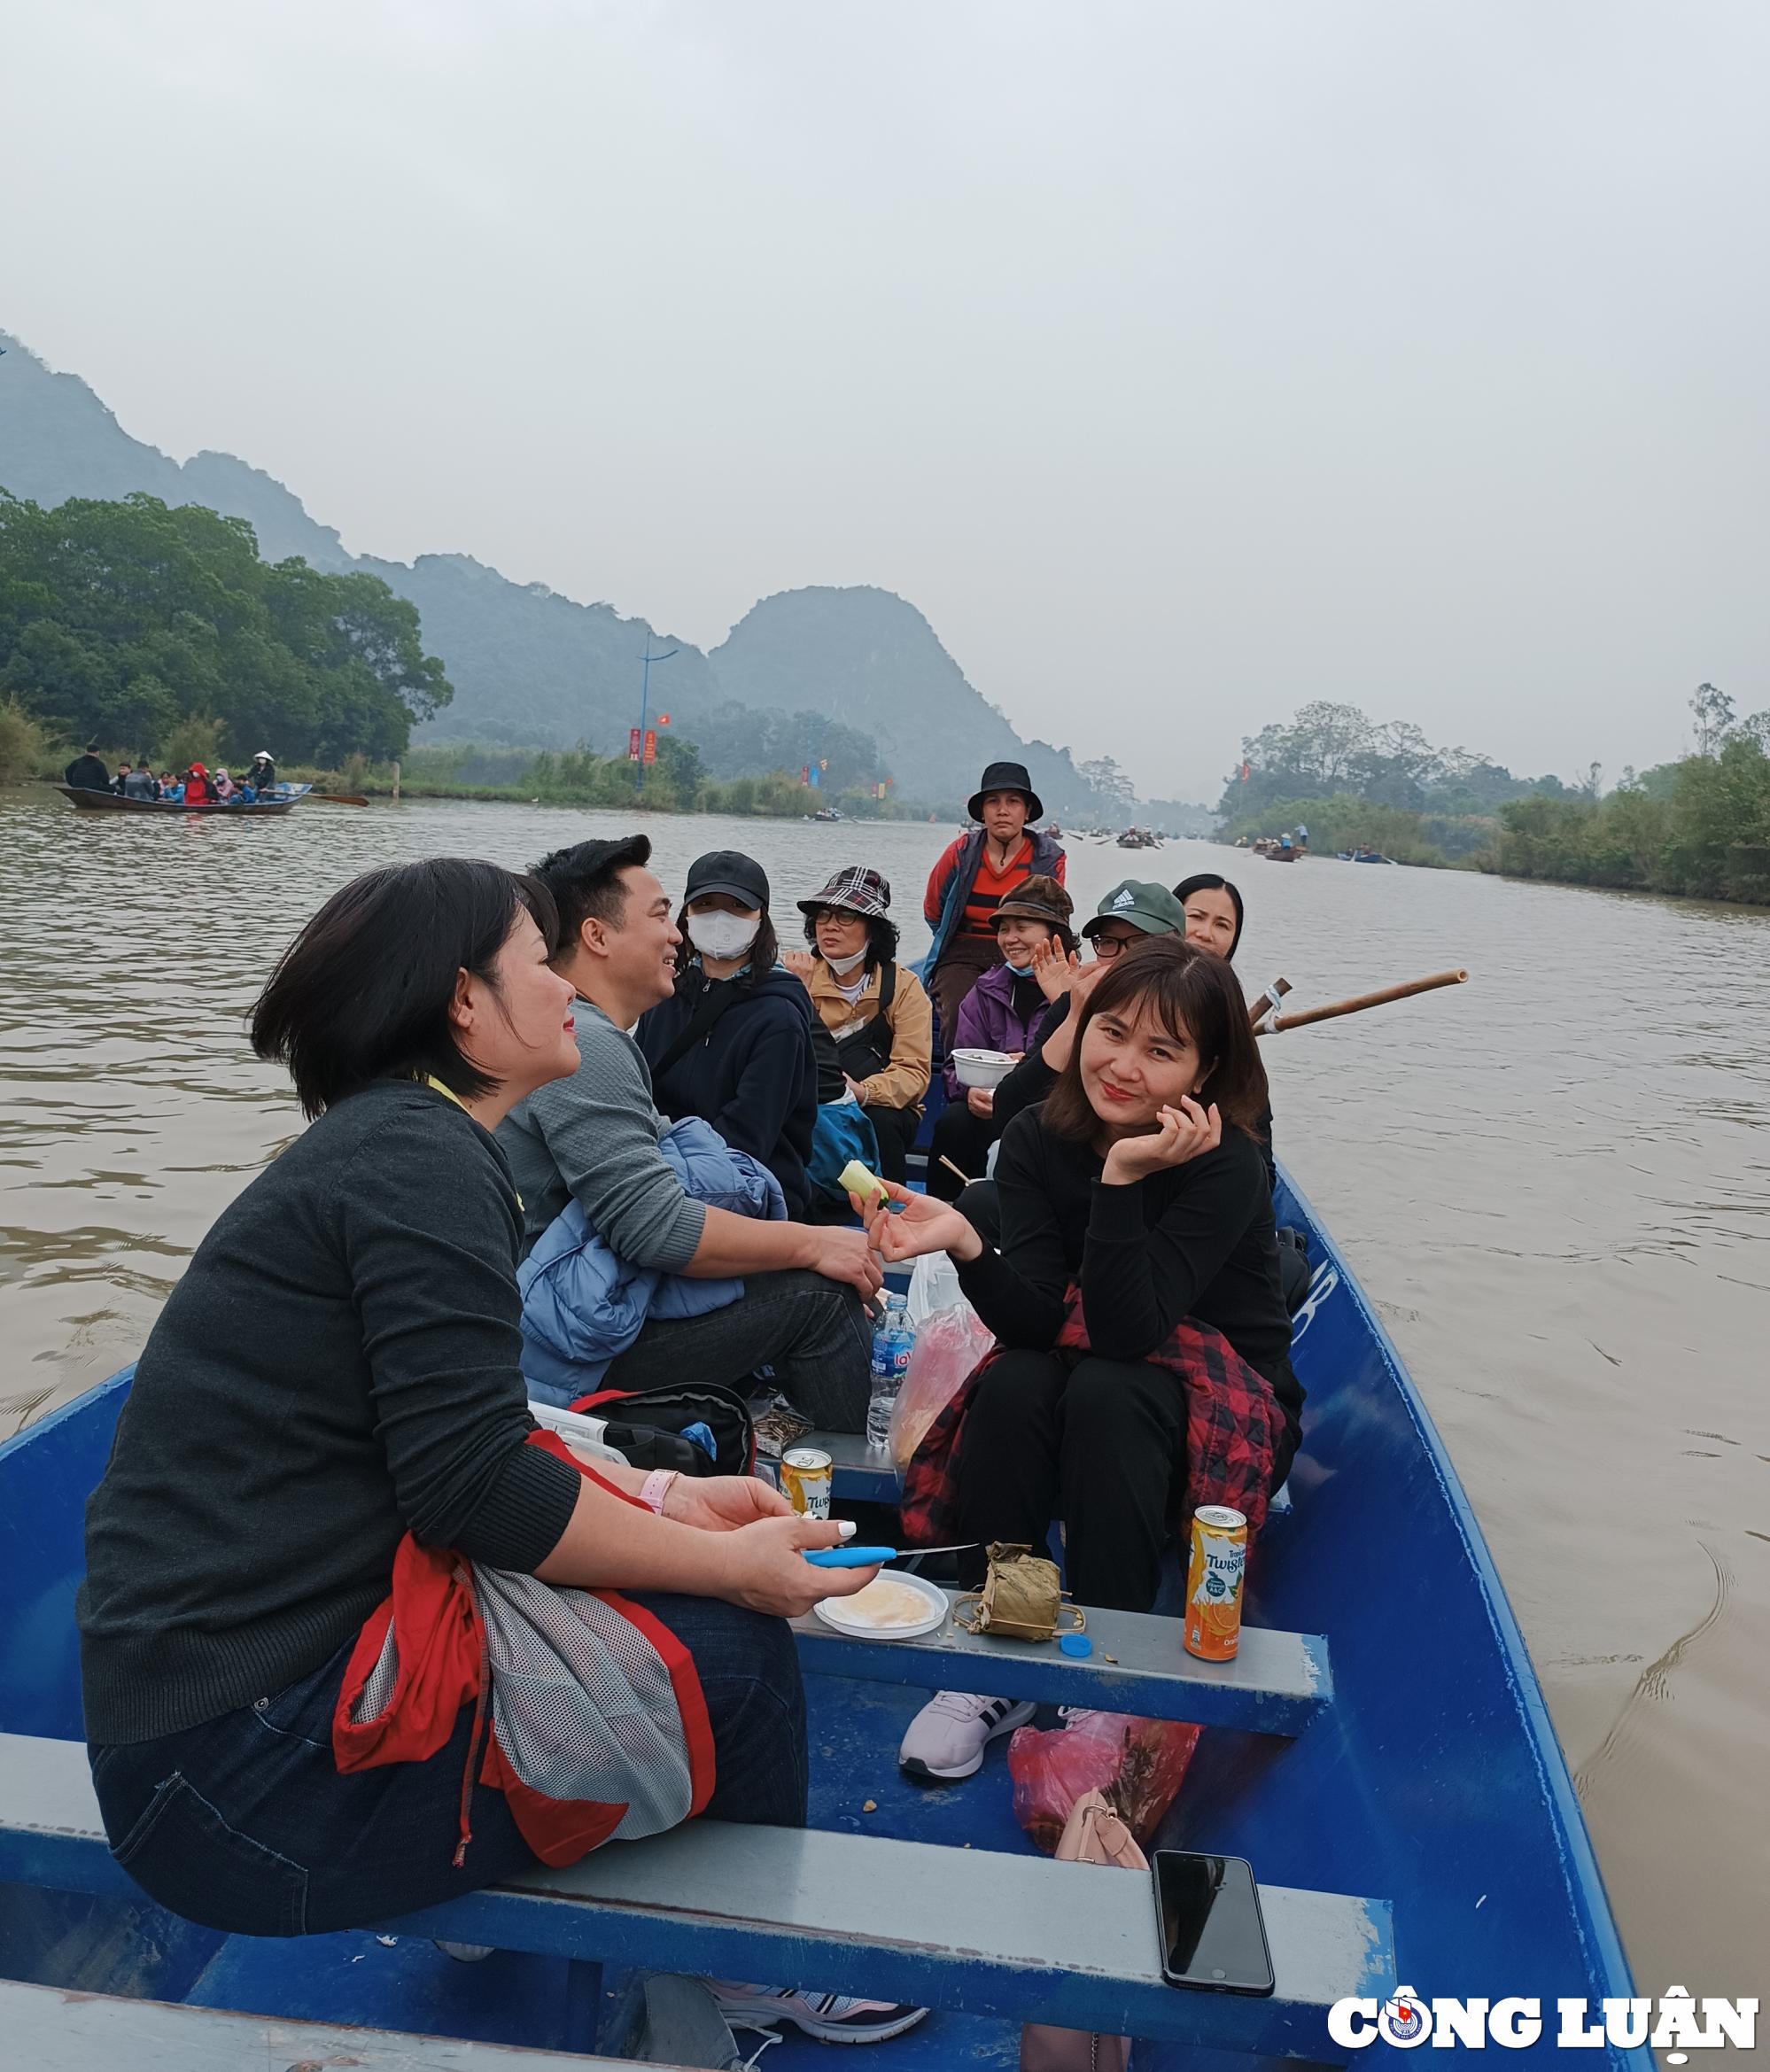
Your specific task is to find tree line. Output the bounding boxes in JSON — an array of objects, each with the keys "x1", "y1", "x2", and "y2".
[
  {"x1": 1498, "y1": 686, "x2": 1770, "y2": 904},
  {"x1": 0, "y1": 489, "x2": 451, "y2": 768},
  {"x1": 1214, "y1": 689, "x2": 1770, "y2": 904},
  {"x1": 1215, "y1": 699, "x2": 1581, "y2": 864}
]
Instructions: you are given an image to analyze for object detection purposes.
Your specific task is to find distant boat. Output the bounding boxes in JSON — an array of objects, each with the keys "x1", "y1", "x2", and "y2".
[
  {"x1": 807, "y1": 805, "x2": 844, "y2": 823},
  {"x1": 56, "y1": 784, "x2": 307, "y2": 819}
]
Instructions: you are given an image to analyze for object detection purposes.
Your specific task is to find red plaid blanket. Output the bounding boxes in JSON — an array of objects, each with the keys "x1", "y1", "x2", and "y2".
[{"x1": 900, "y1": 1287, "x2": 1281, "y2": 1548}]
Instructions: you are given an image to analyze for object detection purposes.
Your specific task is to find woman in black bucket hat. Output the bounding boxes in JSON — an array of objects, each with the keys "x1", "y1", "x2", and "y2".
[{"x1": 920, "y1": 761, "x2": 1067, "y2": 1047}]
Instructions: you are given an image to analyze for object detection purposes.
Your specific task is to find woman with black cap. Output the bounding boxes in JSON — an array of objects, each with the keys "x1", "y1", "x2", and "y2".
[
  {"x1": 635, "y1": 850, "x2": 819, "y2": 1216},
  {"x1": 921, "y1": 760, "x2": 1066, "y2": 1043}
]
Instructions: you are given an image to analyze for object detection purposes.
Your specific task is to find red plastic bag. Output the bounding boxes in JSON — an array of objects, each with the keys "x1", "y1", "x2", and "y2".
[
  {"x1": 1007, "y1": 1711, "x2": 1201, "y2": 1854},
  {"x1": 887, "y1": 1299, "x2": 996, "y2": 1473}
]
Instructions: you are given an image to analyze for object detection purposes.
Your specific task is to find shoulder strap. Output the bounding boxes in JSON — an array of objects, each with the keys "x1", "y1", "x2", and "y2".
[
  {"x1": 650, "y1": 980, "x2": 744, "y2": 1082},
  {"x1": 877, "y1": 959, "x2": 897, "y2": 1012}
]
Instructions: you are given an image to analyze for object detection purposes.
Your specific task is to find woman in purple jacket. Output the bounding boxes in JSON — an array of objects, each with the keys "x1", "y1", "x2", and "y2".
[{"x1": 928, "y1": 875, "x2": 1075, "y2": 1199}]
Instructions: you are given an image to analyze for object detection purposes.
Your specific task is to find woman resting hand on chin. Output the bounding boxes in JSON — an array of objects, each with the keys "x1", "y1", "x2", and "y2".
[{"x1": 861, "y1": 935, "x2": 1306, "y2": 1789}]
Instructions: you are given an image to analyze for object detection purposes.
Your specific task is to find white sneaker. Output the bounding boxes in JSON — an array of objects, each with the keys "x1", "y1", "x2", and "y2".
[
  {"x1": 898, "y1": 1691, "x2": 1036, "y2": 1783},
  {"x1": 708, "y1": 1983, "x2": 928, "y2": 2045}
]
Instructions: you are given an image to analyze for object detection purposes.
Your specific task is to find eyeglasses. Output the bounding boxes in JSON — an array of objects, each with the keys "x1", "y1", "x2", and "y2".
[
  {"x1": 812, "y1": 908, "x2": 866, "y2": 927},
  {"x1": 1090, "y1": 930, "x2": 1140, "y2": 958}
]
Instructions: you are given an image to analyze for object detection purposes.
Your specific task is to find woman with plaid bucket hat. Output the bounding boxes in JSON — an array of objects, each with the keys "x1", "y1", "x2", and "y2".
[{"x1": 788, "y1": 866, "x2": 933, "y2": 1184}]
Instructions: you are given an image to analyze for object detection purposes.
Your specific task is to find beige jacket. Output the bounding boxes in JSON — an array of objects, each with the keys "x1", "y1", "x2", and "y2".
[{"x1": 804, "y1": 958, "x2": 934, "y2": 1113}]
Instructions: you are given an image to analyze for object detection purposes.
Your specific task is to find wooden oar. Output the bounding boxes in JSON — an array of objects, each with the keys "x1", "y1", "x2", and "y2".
[
  {"x1": 307, "y1": 792, "x2": 371, "y2": 807},
  {"x1": 1262, "y1": 968, "x2": 1468, "y2": 1033}
]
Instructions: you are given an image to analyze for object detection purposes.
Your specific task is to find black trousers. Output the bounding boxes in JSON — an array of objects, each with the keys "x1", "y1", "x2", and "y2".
[
  {"x1": 928, "y1": 1099, "x2": 998, "y2": 1199},
  {"x1": 952, "y1": 1348, "x2": 1298, "y2": 1614},
  {"x1": 864, "y1": 1101, "x2": 920, "y2": 1184}
]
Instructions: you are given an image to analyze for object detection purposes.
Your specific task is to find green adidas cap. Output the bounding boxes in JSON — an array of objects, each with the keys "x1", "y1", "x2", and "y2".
[{"x1": 1081, "y1": 879, "x2": 1188, "y2": 937}]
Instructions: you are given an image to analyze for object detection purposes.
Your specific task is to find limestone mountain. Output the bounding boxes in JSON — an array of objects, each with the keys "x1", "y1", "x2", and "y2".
[
  {"x1": 710, "y1": 586, "x2": 1098, "y2": 813},
  {"x1": 0, "y1": 330, "x2": 1116, "y2": 809}
]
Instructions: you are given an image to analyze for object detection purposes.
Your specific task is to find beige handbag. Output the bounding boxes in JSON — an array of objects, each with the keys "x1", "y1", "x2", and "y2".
[{"x1": 1019, "y1": 1789, "x2": 1145, "y2": 2072}]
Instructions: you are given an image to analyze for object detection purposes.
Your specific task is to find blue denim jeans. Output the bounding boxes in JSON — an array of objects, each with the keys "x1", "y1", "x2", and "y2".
[{"x1": 89, "y1": 1592, "x2": 807, "y2": 1937}]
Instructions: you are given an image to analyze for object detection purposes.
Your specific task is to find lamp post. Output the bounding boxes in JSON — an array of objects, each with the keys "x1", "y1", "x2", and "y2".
[{"x1": 633, "y1": 640, "x2": 679, "y2": 797}]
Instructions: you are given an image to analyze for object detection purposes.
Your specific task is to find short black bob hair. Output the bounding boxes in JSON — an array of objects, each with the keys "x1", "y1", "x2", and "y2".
[
  {"x1": 803, "y1": 908, "x2": 901, "y2": 974},
  {"x1": 1042, "y1": 934, "x2": 1269, "y2": 1145},
  {"x1": 1171, "y1": 873, "x2": 1246, "y2": 959},
  {"x1": 532, "y1": 834, "x2": 653, "y2": 957},
  {"x1": 252, "y1": 858, "x2": 556, "y2": 1118}
]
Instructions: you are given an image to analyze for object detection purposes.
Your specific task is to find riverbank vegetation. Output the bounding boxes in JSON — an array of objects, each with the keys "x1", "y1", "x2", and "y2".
[
  {"x1": 0, "y1": 489, "x2": 451, "y2": 764},
  {"x1": 1499, "y1": 695, "x2": 1770, "y2": 904},
  {"x1": 1219, "y1": 701, "x2": 1603, "y2": 869},
  {"x1": 285, "y1": 741, "x2": 934, "y2": 820}
]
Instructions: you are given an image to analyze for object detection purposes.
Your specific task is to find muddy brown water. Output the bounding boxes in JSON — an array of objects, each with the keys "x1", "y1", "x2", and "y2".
[{"x1": 2, "y1": 789, "x2": 1766, "y2": 1997}]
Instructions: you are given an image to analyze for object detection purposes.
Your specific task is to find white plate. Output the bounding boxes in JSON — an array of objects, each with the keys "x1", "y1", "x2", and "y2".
[{"x1": 813, "y1": 1567, "x2": 950, "y2": 1641}]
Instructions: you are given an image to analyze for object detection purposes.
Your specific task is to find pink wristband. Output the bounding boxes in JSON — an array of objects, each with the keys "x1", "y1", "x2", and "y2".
[{"x1": 640, "y1": 1469, "x2": 678, "y2": 1516}]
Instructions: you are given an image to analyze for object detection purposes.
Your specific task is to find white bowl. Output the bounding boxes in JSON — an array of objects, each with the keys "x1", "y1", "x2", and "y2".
[
  {"x1": 814, "y1": 1568, "x2": 950, "y2": 1641},
  {"x1": 951, "y1": 1047, "x2": 1015, "y2": 1090}
]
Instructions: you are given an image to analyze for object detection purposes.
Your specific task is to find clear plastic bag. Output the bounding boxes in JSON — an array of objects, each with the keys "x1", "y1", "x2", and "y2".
[
  {"x1": 904, "y1": 1248, "x2": 965, "y2": 1328},
  {"x1": 1006, "y1": 1711, "x2": 1201, "y2": 1854},
  {"x1": 886, "y1": 1297, "x2": 996, "y2": 1472}
]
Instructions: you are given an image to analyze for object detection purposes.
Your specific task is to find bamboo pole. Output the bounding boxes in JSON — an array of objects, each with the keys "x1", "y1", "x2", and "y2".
[
  {"x1": 1247, "y1": 976, "x2": 1293, "y2": 1026},
  {"x1": 1263, "y1": 969, "x2": 1468, "y2": 1033}
]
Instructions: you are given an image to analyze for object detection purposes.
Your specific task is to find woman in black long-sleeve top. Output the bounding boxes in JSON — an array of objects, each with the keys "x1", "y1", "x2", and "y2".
[{"x1": 866, "y1": 935, "x2": 1302, "y2": 1786}]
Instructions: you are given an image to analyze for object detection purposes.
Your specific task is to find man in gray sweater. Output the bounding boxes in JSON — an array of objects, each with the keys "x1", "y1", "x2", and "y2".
[{"x1": 499, "y1": 834, "x2": 879, "y2": 1432}]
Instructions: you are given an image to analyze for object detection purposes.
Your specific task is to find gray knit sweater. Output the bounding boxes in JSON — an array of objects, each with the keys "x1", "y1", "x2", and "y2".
[
  {"x1": 78, "y1": 1081, "x2": 583, "y2": 1744},
  {"x1": 497, "y1": 1000, "x2": 708, "y2": 1269}
]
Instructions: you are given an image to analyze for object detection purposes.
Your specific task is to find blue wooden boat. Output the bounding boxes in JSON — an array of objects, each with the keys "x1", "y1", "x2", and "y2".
[
  {"x1": 55, "y1": 781, "x2": 311, "y2": 816},
  {"x1": 0, "y1": 1166, "x2": 1650, "y2": 2067}
]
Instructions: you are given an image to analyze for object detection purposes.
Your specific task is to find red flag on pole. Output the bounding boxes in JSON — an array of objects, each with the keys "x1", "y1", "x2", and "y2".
[{"x1": 656, "y1": 713, "x2": 671, "y2": 726}]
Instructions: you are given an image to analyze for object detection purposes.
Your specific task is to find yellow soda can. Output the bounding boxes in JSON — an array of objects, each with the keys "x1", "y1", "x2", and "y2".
[
  {"x1": 1184, "y1": 1505, "x2": 1247, "y2": 1661},
  {"x1": 780, "y1": 1447, "x2": 833, "y2": 1521}
]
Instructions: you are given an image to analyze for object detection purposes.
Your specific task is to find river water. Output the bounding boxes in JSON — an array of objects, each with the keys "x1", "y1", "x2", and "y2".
[{"x1": 2, "y1": 790, "x2": 1766, "y2": 1996}]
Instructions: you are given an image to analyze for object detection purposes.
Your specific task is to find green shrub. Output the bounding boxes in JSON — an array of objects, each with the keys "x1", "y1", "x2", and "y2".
[{"x1": 0, "y1": 696, "x2": 49, "y2": 784}]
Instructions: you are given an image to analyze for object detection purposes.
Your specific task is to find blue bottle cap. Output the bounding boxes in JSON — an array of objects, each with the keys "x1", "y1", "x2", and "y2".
[{"x1": 1059, "y1": 1633, "x2": 1092, "y2": 1658}]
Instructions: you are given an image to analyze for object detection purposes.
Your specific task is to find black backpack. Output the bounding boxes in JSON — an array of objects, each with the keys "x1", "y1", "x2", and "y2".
[{"x1": 566, "y1": 1379, "x2": 755, "y2": 1478}]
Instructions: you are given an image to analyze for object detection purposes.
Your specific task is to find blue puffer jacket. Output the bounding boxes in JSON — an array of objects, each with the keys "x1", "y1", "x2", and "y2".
[{"x1": 518, "y1": 1116, "x2": 787, "y2": 1402}]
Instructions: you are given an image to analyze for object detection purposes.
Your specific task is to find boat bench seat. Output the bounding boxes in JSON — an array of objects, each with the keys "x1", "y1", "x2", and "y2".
[
  {"x1": 0, "y1": 1976, "x2": 636, "y2": 2070},
  {"x1": 793, "y1": 1587, "x2": 1331, "y2": 1734},
  {"x1": 0, "y1": 1731, "x2": 1393, "y2": 2056}
]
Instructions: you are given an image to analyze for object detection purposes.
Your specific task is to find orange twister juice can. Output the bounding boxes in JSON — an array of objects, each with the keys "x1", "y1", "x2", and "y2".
[{"x1": 1184, "y1": 1505, "x2": 1248, "y2": 1660}]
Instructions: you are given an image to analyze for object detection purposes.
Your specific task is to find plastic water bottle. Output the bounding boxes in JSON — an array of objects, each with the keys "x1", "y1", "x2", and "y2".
[{"x1": 866, "y1": 1310, "x2": 915, "y2": 1452}]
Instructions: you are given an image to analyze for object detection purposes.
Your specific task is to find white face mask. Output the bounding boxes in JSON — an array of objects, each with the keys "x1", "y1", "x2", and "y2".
[
  {"x1": 687, "y1": 910, "x2": 761, "y2": 962},
  {"x1": 825, "y1": 944, "x2": 869, "y2": 978}
]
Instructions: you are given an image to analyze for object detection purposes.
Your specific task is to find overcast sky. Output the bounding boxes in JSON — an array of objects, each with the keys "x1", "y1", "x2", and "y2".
[{"x1": 4, "y1": 1, "x2": 1766, "y2": 798}]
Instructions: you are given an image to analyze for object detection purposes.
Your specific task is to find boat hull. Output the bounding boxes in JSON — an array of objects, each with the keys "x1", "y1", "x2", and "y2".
[
  {"x1": 56, "y1": 785, "x2": 299, "y2": 816},
  {"x1": 0, "y1": 1167, "x2": 1649, "y2": 2064}
]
